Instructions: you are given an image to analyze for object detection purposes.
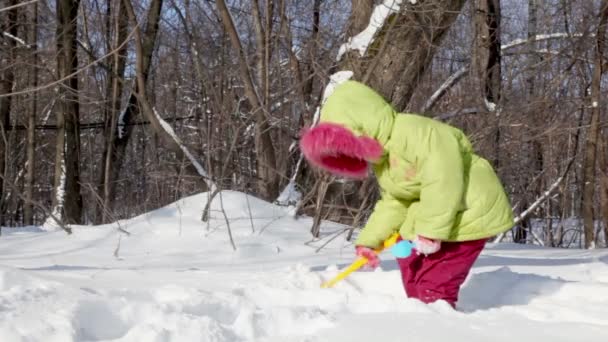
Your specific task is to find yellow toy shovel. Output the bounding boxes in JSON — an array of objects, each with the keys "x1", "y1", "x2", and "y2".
[{"x1": 321, "y1": 233, "x2": 408, "y2": 288}]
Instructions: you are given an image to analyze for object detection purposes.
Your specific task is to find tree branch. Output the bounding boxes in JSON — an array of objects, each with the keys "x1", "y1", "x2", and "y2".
[{"x1": 0, "y1": 25, "x2": 137, "y2": 99}]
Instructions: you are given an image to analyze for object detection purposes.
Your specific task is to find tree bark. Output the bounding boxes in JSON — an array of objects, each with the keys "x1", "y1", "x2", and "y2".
[
  {"x1": 52, "y1": 0, "x2": 82, "y2": 225},
  {"x1": 582, "y1": 0, "x2": 608, "y2": 248},
  {"x1": 472, "y1": 0, "x2": 501, "y2": 166},
  {"x1": 99, "y1": 0, "x2": 163, "y2": 219},
  {"x1": 97, "y1": 0, "x2": 128, "y2": 223},
  {"x1": 0, "y1": 0, "x2": 18, "y2": 225},
  {"x1": 303, "y1": 0, "x2": 322, "y2": 102},
  {"x1": 599, "y1": 136, "x2": 608, "y2": 247},
  {"x1": 342, "y1": 0, "x2": 467, "y2": 110},
  {"x1": 24, "y1": 0, "x2": 38, "y2": 225}
]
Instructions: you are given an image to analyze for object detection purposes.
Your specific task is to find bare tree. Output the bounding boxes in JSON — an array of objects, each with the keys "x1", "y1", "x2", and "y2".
[
  {"x1": 215, "y1": 0, "x2": 279, "y2": 201},
  {"x1": 0, "y1": 0, "x2": 605, "y2": 250},
  {"x1": 122, "y1": 0, "x2": 213, "y2": 188},
  {"x1": 98, "y1": 0, "x2": 164, "y2": 220},
  {"x1": 47, "y1": 0, "x2": 83, "y2": 225},
  {"x1": 582, "y1": 0, "x2": 608, "y2": 248},
  {"x1": 0, "y1": 0, "x2": 18, "y2": 225},
  {"x1": 472, "y1": 0, "x2": 501, "y2": 165},
  {"x1": 96, "y1": 0, "x2": 129, "y2": 224},
  {"x1": 24, "y1": 0, "x2": 37, "y2": 225},
  {"x1": 599, "y1": 137, "x2": 608, "y2": 246}
]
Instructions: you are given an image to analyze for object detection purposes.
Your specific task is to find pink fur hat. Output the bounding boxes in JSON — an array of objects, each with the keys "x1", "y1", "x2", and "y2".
[{"x1": 299, "y1": 123, "x2": 383, "y2": 179}]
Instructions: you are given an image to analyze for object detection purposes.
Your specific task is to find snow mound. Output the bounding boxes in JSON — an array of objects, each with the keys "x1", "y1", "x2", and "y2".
[{"x1": 1, "y1": 191, "x2": 608, "y2": 341}]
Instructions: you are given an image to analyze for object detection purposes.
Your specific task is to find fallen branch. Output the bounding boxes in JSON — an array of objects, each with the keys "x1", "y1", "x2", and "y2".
[
  {"x1": 493, "y1": 158, "x2": 574, "y2": 244},
  {"x1": 2, "y1": 31, "x2": 28, "y2": 47},
  {"x1": 422, "y1": 66, "x2": 469, "y2": 112},
  {"x1": 501, "y1": 32, "x2": 585, "y2": 51},
  {"x1": 424, "y1": 33, "x2": 589, "y2": 113},
  {"x1": 154, "y1": 108, "x2": 215, "y2": 190},
  {"x1": 0, "y1": 0, "x2": 38, "y2": 13}
]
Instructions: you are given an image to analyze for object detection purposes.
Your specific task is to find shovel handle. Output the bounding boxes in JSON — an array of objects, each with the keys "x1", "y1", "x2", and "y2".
[{"x1": 320, "y1": 233, "x2": 400, "y2": 288}]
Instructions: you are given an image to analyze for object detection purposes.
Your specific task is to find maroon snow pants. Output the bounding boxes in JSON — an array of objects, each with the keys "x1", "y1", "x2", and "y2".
[{"x1": 396, "y1": 238, "x2": 486, "y2": 308}]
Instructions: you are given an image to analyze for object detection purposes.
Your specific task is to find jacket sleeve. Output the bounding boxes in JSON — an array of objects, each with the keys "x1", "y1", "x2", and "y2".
[
  {"x1": 414, "y1": 128, "x2": 465, "y2": 240},
  {"x1": 355, "y1": 193, "x2": 408, "y2": 248}
]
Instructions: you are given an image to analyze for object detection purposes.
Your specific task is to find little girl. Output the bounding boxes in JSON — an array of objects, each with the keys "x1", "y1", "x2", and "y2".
[{"x1": 300, "y1": 81, "x2": 513, "y2": 308}]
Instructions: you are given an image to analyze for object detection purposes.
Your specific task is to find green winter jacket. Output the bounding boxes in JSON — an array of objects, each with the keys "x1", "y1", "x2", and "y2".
[{"x1": 320, "y1": 81, "x2": 514, "y2": 247}]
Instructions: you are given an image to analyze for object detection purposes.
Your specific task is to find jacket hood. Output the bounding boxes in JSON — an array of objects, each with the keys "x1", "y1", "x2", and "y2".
[
  {"x1": 299, "y1": 81, "x2": 395, "y2": 179},
  {"x1": 320, "y1": 81, "x2": 396, "y2": 147}
]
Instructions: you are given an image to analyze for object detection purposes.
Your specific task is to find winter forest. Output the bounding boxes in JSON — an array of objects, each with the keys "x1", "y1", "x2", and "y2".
[
  {"x1": 1, "y1": 0, "x2": 608, "y2": 247},
  {"x1": 2, "y1": 1, "x2": 608, "y2": 341}
]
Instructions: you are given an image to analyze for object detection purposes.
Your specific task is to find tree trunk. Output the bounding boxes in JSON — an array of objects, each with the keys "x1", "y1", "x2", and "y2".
[
  {"x1": 0, "y1": 0, "x2": 18, "y2": 225},
  {"x1": 52, "y1": 0, "x2": 82, "y2": 225},
  {"x1": 472, "y1": 0, "x2": 501, "y2": 166},
  {"x1": 303, "y1": 0, "x2": 322, "y2": 103},
  {"x1": 599, "y1": 136, "x2": 608, "y2": 247},
  {"x1": 122, "y1": 0, "x2": 213, "y2": 190},
  {"x1": 342, "y1": 0, "x2": 467, "y2": 109},
  {"x1": 100, "y1": 0, "x2": 163, "y2": 218},
  {"x1": 97, "y1": 0, "x2": 129, "y2": 223},
  {"x1": 24, "y1": 0, "x2": 38, "y2": 225},
  {"x1": 514, "y1": 0, "x2": 542, "y2": 244},
  {"x1": 582, "y1": 0, "x2": 608, "y2": 249}
]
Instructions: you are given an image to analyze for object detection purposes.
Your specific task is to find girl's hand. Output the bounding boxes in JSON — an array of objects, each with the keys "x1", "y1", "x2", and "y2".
[
  {"x1": 355, "y1": 246, "x2": 380, "y2": 269},
  {"x1": 414, "y1": 236, "x2": 441, "y2": 255}
]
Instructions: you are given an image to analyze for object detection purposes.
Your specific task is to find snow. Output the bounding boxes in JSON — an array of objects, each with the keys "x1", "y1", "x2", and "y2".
[
  {"x1": 337, "y1": 0, "x2": 404, "y2": 60},
  {"x1": 275, "y1": 181, "x2": 302, "y2": 207},
  {"x1": 484, "y1": 98, "x2": 497, "y2": 113},
  {"x1": 42, "y1": 153, "x2": 66, "y2": 231},
  {"x1": 117, "y1": 81, "x2": 136, "y2": 139},
  {"x1": 2, "y1": 191, "x2": 608, "y2": 341}
]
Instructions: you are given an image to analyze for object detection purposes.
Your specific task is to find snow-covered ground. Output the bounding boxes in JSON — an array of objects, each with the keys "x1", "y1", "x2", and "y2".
[{"x1": 1, "y1": 191, "x2": 608, "y2": 342}]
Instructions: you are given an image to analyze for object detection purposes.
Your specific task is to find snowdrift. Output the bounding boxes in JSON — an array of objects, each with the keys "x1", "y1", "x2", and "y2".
[{"x1": 1, "y1": 191, "x2": 608, "y2": 341}]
